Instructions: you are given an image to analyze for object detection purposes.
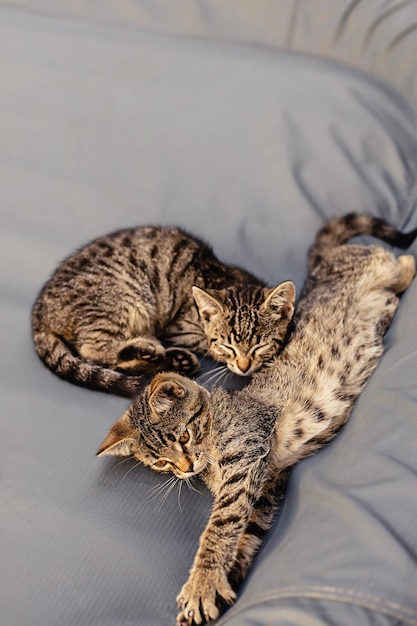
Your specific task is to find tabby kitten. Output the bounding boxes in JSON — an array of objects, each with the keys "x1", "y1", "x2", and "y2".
[
  {"x1": 32, "y1": 226, "x2": 295, "y2": 397},
  {"x1": 97, "y1": 214, "x2": 417, "y2": 625}
]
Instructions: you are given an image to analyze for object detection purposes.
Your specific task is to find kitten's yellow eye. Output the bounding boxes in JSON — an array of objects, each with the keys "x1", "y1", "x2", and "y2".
[
  {"x1": 154, "y1": 460, "x2": 168, "y2": 468},
  {"x1": 179, "y1": 430, "x2": 190, "y2": 444}
]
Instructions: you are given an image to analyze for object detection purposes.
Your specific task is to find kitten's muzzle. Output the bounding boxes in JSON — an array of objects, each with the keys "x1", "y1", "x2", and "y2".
[
  {"x1": 175, "y1": 458, "x2": 194, "y2": 474},
  {"x1": 236, "y1": 357, "x2": 251, "y2": 373},
  {"x1": 175, "y1": 457, "x2": 206, "y2": 478},
  {"x1": 228, "y1": 359, "x2": 254, "y2": 376}
]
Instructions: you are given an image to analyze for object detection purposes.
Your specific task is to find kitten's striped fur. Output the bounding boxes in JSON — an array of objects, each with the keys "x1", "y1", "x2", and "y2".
[
  {"x1": 98, "y1": 214, "x2": 416, "y2": 625},
  {"x1": 32, "y1": 226, "x2": 295, "y2": 396}
]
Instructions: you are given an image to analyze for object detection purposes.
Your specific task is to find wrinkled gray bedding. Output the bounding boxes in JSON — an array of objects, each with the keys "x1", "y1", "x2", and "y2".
[{"x1": 1, "y1": 3, "x2": 417, "y2": 625}]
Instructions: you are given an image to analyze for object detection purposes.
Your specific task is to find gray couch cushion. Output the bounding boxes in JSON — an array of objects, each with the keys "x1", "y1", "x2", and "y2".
[
  {"x1": 5, "y1": 0, "x2": 417, "y2": 112},
  {"x1": 1, "y1": 4, "x2": 417, "y2": 625}
]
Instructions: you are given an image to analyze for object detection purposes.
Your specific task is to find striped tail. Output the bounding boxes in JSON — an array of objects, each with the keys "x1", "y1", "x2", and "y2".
[
  {"x1": 309, "y1": 213, "x2": 417, "y2": 268},
  {"x1": 32, "y1": 330, "x2": 147, "y2": 398}
]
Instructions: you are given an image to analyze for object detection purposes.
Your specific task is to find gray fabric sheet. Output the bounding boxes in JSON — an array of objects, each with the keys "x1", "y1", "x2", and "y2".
[
  {"x1": 1, "y1": 3, "x2": 417, "y2": 626},
  {"x1": 4, "y1": 0, "x2": 417, "y2": 111}
]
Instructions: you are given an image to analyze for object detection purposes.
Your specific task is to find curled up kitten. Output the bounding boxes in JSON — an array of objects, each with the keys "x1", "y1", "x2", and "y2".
[
  {"x1": 32, "y1": 226, "x2": 295, "y2": 397},
  {"x1": 97, "y1": 214, "x2": 417, "y2": 624}
]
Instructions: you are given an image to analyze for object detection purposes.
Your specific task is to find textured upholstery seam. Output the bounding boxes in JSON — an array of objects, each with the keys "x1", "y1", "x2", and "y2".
[{"x1": 217, "y1": 585, "x2": 417, "y2": 625}]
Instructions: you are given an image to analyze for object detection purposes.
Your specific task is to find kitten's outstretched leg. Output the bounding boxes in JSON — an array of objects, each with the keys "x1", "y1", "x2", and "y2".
[
  {"x1": 228, "y1": 470, "x2": 289, "y2": 592},
  {"x1": 175, "y1": 456, "x2": 270, "y2": 626}
]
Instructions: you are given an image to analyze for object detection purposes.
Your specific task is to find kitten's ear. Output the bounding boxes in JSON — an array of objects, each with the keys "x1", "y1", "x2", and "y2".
[
  {"x1": 262, "y1": 281, "x2": 296, "y2": 318},
  {"x1": 192, "y1": 286, "x2": 223, "y2": 323},
  {"x1": 148, "y1": 374, "x2": 187, "y2": 423},
  {"x1": 97, "y1": 410, "x2": 137, "y2": 457}
]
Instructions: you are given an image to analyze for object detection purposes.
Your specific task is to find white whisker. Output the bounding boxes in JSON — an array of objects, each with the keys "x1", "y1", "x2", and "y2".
[
  {"x1": 197, "y1": 365, "x2": 226, "y2": 383},
  {"x1": 205, "y1": 367, "x2": 230, "y2": 389},
  {"x1": 216, "y1": 368, "x2": 231, "y2": 385},
  {"x1": 177, "y1": 479, "x2": 183, "y2": 513},
  {"x1": 146, "y1": 475, "x2": 177, "y2": 499},
  {"x1": 185, "y1": 477, "x2": 203, "y2": 495},
  {"x1": 198, "y1": 365, "x2": 229, "y2": 388},
  {"x1": 222, "y1": 369, "x2": 236, "y2": 388},
  {"x1": 157, "y1": 476, "x2": 180, "y2": 509},
  {"x1": 115, "y1": 456, "x2": 135, "y2": 468},
  {"x1": 145, "y1": 475, "x2": 180, "y2": 508},
  {"x1": 122, "y1": 461, "x2": 142, "y2": 479},
  {"x1": 206, "y1": 455, "x2": 216, "y2": 467}
]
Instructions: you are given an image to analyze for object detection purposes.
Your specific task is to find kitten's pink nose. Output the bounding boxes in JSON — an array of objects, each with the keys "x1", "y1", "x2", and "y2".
[
  {"x1": 175, "y1": 458, "x2": 194, "y2": 474},
  {"x1": 237, "y1": 357, "x2": 251, "y2": 373}
]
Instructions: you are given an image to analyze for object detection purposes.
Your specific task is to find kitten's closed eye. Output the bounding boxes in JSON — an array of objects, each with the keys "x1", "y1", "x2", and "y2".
[
  {"x1": 252, "y1": 343, "x2": 276, "y2": 356},
  {"x1": 216, "y1": 344, "x2": 236, "y2": 358}
]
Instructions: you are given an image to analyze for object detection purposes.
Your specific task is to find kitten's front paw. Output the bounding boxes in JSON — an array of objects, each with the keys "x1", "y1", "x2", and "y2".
[
  {"x1": 165, "y1": 348, "x2": 199, "y2": 376},
  {"x1": 175, "y1": 569, "x2": 235, "y2": 625}
]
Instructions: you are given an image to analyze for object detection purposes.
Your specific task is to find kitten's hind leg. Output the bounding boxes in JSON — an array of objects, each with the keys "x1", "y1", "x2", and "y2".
[
  {"x1": 394, "y1": 255, "x2": 416, "y2": 293},
  {"x1": 77, "y1": 332, "x2": 166, "y2": 375},
  {"x1": 164, "y1": 347, "x2": 200, "y2": 376},
  {"x1": 116, "y1": 337, "x2": 166, "y2": 373},
  {"x1": 117, "y1": 341, "x2": 200, "y2": 376}
]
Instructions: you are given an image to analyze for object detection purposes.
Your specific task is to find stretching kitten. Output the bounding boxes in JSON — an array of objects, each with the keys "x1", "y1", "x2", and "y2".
[
  {"x1": 97, "y1": 214, "x2": 417, "y2": 625},
  {"x1": 32, "y1": 226, "x2": 295, "y2": 397}
]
